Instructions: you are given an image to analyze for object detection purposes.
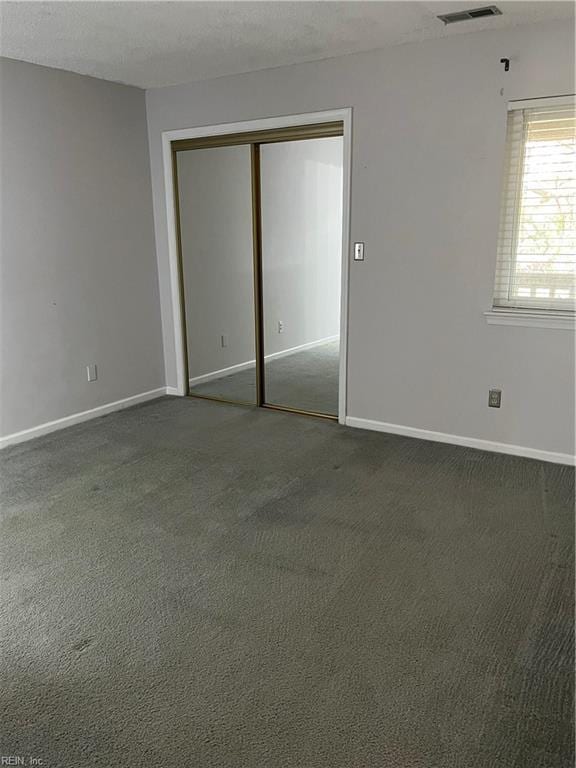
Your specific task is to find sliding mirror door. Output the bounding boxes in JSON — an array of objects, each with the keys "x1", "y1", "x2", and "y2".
[
  {"x1": 176, "y1": 145, "x2": 257, "y2": 404},
  {"x1": 259, "y1": 137, "x2": 343, "y2": 416}
]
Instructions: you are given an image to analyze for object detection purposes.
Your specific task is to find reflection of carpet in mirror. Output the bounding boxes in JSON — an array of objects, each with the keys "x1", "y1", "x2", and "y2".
[{"x1": 190, "y1": 339, "x2": 340, "y2": 415}]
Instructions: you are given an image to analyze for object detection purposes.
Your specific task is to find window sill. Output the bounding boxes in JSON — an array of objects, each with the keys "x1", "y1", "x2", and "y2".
[{"x1": 484, "y1": 309, "x2": 576, "y2": 330}]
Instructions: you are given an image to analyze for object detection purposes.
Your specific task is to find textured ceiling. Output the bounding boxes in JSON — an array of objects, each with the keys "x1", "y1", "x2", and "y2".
[{"x1": 0, "y1": 1, "x2": 573, "y2": 89}]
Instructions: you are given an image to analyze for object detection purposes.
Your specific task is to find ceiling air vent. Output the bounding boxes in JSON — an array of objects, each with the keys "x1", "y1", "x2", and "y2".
[{"x1": 437, "y1": 5, "x2": 502, "y2": 24}]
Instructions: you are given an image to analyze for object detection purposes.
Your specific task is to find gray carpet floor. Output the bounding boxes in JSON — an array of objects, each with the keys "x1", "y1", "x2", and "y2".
[
  {"x1": 190, "y1": 339, "x2": 339, "y2": 415},
  {"x1": 0, "y1": 396, "x2": 574, "y2": 768}
]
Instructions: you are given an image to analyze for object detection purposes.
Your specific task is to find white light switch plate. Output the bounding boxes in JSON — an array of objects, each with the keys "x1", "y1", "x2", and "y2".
[
  {"x1": 354, "y1": 242, "x2": 365, "y2": 261},
  {"x1": 86, "y1": 364, "x2": 98, "y2": 382}
]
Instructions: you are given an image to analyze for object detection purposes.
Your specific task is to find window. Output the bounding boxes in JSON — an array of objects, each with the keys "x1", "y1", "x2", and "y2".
[{"x1": 493, "y1": 96, "x2": 575, "y2": 314}]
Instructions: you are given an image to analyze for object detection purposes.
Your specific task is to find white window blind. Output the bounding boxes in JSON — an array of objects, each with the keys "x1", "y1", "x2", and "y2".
[{"x1": 494, "y1": 97, "x2": 576, "y2": 312}]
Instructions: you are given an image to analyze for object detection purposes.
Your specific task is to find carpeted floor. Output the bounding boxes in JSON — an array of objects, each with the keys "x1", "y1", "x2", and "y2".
[
  {"x1": 190, "y1": 339, "x2": 339, "y2": 415},
  {"x1": 0, "y1": 396, "x2": 574, "y2": 768}
]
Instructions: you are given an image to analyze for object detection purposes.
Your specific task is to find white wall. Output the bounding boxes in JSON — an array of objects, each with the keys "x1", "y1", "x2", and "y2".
[
  {"x1": 261, "y1": 137, "x2": 342, "y2": 356},
  {"x1": 0, "y1": 58, "x2": 164, "y2": 438},
  {"x1": 146, "y1": 20, "x2": 575, "y2": 457}
]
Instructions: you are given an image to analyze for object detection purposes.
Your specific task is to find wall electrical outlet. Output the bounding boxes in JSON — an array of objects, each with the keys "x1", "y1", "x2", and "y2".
[
  {"x1": 278, "y1": 321, "x2": 284, "y2": 334},
  {"x1": 220, "y1": 334, "x2": 229, "y2": 348},
  {"x1": 86, "y1": 364, "x2": 98, "y2": 382},
  {"x1": 488, "y1": 389, "x2": 502, "y2": 408}
]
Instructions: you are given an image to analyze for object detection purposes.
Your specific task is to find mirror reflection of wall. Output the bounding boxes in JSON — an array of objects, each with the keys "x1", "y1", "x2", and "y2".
[
  {"x1": 177, "y1": 145, "x2": 257, "y2": 404},
  {"x1": 260, "y1": 137, "x2": 343, "y2": 416}
]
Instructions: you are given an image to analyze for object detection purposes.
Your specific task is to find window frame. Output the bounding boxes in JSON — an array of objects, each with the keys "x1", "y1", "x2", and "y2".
[{"x1": 488, "y1": 94, "x2": 576, "y2": 329}]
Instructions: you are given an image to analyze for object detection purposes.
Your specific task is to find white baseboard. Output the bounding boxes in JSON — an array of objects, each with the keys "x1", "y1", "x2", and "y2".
[
  {"x1": 265, "y1": 335, "x2": 339, "y2": 363},
  {"x1": 345, "y1": 416, "x2": 575, "y2": 466},
  {"x1": 0, "y1": 387, "x2": 167, "y2": 449},
  {"x1": 189, "y1": 335, "x2": 339, "y2": 387},
  {"x1": 189, "y1": 359, "x2": 255, "y2": 387},
  {"x1": 3, "y1": 386, "x2": 571, "y2": 467}
]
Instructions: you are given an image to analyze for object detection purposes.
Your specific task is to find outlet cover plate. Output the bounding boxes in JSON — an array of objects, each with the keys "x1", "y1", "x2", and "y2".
[{"x1": 488, "y1": 389, "x2": 502, "y2": 408}]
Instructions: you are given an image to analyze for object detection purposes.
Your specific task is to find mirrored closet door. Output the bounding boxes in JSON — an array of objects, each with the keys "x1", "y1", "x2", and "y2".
[
  {"x1": 259, "y1": 136, "x2": 343, "y2": 417},
  {"x1": 175, "y1": 144, "x2": 257, "y2": 405},
  {"x1": 172, "y1": 121, "x2": 344, "y2": 420}
]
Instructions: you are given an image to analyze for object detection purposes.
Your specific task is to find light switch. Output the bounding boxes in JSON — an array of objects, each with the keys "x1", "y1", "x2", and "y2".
[
  {"x1": 354, "y1": 242, "x2": 365, "y2": 261},
  {"x1": 86, "y1": 364, "x2": 98, "y2": 382}
]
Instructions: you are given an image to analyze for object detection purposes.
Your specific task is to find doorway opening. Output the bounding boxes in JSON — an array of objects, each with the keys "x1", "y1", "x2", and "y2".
[{"x1": 168, "y1": 114, "x2": 350, "y2": 421}]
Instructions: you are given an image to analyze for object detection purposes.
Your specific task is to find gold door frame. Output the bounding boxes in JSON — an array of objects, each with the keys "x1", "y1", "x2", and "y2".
[{"x1": 171, "y1": 120, "x2": 344, "y2": 421}]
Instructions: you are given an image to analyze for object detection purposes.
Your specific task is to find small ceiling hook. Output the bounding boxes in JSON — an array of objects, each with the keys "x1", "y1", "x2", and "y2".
[{"x1": 500, "y1": 57, "x2": 510, "y2": 72}]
